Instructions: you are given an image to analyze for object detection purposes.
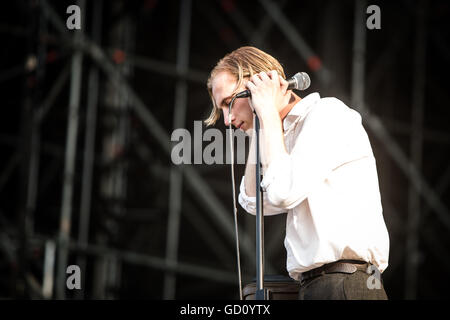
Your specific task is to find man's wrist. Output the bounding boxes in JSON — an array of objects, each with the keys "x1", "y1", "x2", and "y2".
[{"x1": 258, "y1": 105, "x2": 282, "y2": 128}]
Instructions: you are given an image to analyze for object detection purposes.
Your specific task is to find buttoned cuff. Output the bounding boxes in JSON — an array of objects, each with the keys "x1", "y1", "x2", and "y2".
[{"x1": 238, "y1": 175, "x2": 286, "y2": 216}]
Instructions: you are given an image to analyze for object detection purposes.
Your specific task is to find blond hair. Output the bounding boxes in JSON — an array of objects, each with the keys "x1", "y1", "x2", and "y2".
[{"x1": 205, "y1": 46, "x2": 286, "y2": 126}]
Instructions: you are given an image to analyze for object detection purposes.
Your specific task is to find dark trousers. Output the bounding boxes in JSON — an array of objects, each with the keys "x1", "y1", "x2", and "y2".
[{"x1": 298, "y1": 270, "x2": 388, "y2": 300}]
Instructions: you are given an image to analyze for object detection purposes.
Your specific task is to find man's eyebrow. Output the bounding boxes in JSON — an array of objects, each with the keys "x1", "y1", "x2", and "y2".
[{"x1": 220, "y1": 95, "x2": 233, "y2": 107}]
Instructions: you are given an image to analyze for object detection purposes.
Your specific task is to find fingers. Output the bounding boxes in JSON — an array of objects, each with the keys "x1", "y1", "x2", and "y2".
[
  {"x1": 255, "y1": 70, "x2": 279, "y2": 82},
  {"x1": 269, "y1": 70, "x2": 279, "y2": 83},
  {"x1": 279, "y1": 75, "x2": 288, "y2": 93},
  {"x1": 250, "y1": 73, "x2": 263, "y2": 86},
  {"x1": 259, "y1": 71, "x2": 271, "y2": 82},
  {"x1": 248, "y1": 70, "x2": 280, "y2": 87}
]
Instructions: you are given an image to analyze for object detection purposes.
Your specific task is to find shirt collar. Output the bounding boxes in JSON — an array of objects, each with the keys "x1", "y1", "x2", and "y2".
[{"x1": 283, "y1": 92, "x2": 321, "y2": 132}]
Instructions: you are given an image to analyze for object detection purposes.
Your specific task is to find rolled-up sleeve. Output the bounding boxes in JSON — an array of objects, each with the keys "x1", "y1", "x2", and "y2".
[
  {"x1": 238, "y1": 175, "x2": 286, "y2": 215},
  {"x1": 260, "y1": 152, "x2": 297, "y2": 207}
]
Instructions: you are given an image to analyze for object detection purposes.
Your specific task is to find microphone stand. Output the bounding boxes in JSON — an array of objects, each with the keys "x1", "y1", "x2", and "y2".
[{"x1": 254, "y1": 115, "x2": 266, "y2": 300}]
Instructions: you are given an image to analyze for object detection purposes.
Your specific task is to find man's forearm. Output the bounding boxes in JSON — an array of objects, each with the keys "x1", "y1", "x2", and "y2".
[
  {"x1": 244, "y1": 107, "x2": 287, "y2": 196},
  {"x1": 259, "y1": 109, "x2": 287, "y2": 166}
]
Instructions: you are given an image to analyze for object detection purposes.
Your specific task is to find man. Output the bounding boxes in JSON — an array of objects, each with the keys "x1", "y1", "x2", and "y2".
[{"x1": 205, "y1": 46, "x2": 390, "y2": 300}]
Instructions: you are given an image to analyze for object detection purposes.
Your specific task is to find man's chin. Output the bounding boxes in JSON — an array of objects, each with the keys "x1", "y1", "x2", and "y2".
[{"x1": 244, "y1": 127, "x2": 255, "y2": 136}]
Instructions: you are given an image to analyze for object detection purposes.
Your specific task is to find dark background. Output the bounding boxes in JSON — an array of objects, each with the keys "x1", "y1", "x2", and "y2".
[{"x1": 0, "y1": 0, "x2": 449, "y2": 300}]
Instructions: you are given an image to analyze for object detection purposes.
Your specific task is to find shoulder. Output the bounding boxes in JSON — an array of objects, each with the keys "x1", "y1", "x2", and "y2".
[
  {"x1": 305, "y1": 96, "x2": 362, "y2": 127},
  {"x1": 317, "y1": 96, "x2": 350, "y2": 113},
  {"x1": 307, "y1": 96, "x2": 350, "y2": 118}
]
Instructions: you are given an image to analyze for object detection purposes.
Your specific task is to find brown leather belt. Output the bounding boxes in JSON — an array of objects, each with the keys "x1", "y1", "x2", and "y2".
[{"x1": 299, "y1": 260, "x2": 370, "y2": 284}]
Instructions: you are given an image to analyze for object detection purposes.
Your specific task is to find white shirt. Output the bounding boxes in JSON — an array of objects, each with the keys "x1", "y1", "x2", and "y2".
[{"x1": 238, "y1": 92, "x2": 390, "y2": 281}]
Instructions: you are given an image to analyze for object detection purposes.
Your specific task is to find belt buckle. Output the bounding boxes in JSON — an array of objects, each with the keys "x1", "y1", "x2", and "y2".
[{"x1": 299, "y1": 273, "x2": 308, "y2": 286}]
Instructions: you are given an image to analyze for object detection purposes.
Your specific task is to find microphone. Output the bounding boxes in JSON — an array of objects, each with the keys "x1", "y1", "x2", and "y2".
[{"x1": 235, "y1": 72, "x2": 310, "y2": 98}]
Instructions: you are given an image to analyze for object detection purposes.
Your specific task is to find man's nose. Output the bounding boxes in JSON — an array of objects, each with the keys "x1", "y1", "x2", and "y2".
[{"x1": 223, "y1": 109, "x2": 235, "y2": 126}]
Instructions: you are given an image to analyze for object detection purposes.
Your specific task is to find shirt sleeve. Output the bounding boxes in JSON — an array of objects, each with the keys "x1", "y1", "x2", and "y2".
[
  {"x1": 261, "y1": 98, "x2": 373, "y2": 210},
  {"x1": 238, "y1": 175, "x2": 286, "y2": 216}
]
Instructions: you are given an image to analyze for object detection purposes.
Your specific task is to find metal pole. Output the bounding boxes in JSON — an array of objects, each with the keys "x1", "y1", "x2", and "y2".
[
  {"x1": 250, "y1": 0, "x2": 288, "y2": 48},
  {"x1": 255, "y1": 116, "x2": 265, "y2": 300},
  {"x1": 196, "y1": 1, "x2": 240, "y2": 50},
  {"x1": 56, "y1": 0, "x2": 85, "y2": 300},
  {"x1": 164, "y1": 0, "x2": 192, "y2": 300},
  {"x1": 75, "y1": 0, "x2": 102, "y2": 300},
  {"x1": 93, "y1": 0, "x2": 133, "y2": 299},
  {"x1": 42, "y1": 239, "x2": 56, "y2": 299},
  {"x1": 17, "y1": 0, "x2": 46, "y2": 298},
  {"x1": 35, "y1": 64, "x2": 71, "y2": 125},
  {"x1": 125, "y1": 54, "x2": 207, "y2": 84},
  {"x1": 351, "y1": 0, "x2": 367, "y2": 114},
  {"x1": 405, "y1": 0, "x2": 427, "y2": 300}
]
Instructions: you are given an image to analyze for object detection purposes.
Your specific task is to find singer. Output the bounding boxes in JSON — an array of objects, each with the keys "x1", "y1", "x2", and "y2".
[{"x1": 205, "y1": 46, "x2": 390, "y2": 300}]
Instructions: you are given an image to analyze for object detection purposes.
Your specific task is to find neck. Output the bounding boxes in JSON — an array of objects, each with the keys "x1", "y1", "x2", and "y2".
[{"x1": 279, "y1": 93, "x2": 301, "y2": 121}]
